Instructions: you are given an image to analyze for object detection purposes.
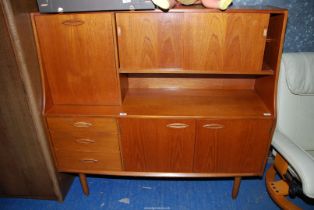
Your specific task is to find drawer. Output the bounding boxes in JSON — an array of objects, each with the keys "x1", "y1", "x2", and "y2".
[
  {"x1": 55, "y1": 150, "x2": 122, "y2": 171},
  {"x1": 46, "y1": 117, "x2": 118, "y2": 133},
  {"x1": 50, "y1": 131, "x2": 120, "y2": 152}
]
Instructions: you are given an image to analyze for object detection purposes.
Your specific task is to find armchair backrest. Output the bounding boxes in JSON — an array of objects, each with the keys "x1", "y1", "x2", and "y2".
[{"x1": 276, "y1": 52, "x2": 314, "y2": 150}]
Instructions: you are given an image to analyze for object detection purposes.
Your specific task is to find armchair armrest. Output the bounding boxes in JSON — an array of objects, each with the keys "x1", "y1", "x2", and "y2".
[{"x1": 272, "y1": 130, "x2": 314, "y2": 198}]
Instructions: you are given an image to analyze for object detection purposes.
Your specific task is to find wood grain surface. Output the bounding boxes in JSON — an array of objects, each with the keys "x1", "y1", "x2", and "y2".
[
  {"x1": 46, "y1": 117, "x2": 118, "y2": 133},
  {"x1": 33, "y1": 13, "x2": 121, "y2": 105},
  {"x1": 50, "y1": 131, "x2": 120, "y2": 152},
  {"x1": 117, "y1": 13, "x2": 183, "y2": 70},
  {"x1": 0, "y1": 2, "x2": 72, "y2": 199},
  {"x1": 119, "y1": 118, "x2": 195, "y2": 172},
  {"x1": 184, "y1": 13, "x2": 269, "y2": 72},
  {"x1": 117, "y1": 12, "x2": 269, "y2": 73},
  {"x1": 193, "y1": 119, "x2": 272, "y2": 173},
  {"x1": 127, "y1": 74, "x2": 256, "y2": 89},
  {"x1": 55, "y1": 150, "x2": 122, "y2": 171},
  {"x1": 121, "y1": 89, "x2": 271, "y2": 118}
]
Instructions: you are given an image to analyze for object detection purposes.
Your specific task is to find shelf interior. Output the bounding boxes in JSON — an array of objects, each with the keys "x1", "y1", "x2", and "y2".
[{"x1": 46, "y1": 88, "x2": 272, "y2": 118}]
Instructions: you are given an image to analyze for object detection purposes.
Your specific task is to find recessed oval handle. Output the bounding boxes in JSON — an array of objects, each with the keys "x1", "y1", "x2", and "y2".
[
  {"x1": 62, "y1": 19, "x2": 85, "y2": 26},
  {"x1": 73, "y1": 121, "x2": 93, "y2": 128},
  {"x1": 80, "y1": 159, "x2": 98, "y2": 163},
  {"x1": 166, "y1": 123, "x2": 189, "y2": 129},
  {"x1": 202, "y1": 124, "x2": 224, "y2": 129},
  {"x1": 75, "y1": 138, "x2": 96, "y2": 144}
]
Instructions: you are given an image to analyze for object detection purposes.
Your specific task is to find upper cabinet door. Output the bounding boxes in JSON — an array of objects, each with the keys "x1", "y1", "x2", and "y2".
[
  {"x1": 119, "y1": 118, "x2": 195, "y2": 172},
  {"x1": 116, "y1": 13, "x2": 184, "y2": 71},
  {"x1": 194, "y1": 119, "x2": 272, "y2": 174},
  {"x1": 184, "y1": 13, "x2": 269, "y2": 72},
  {"x1": 117, "y1": 13, "x2": 269, "y2": 73},
  {"x1": 34, "y1": 13, "x2": 121, "y2": 105}
]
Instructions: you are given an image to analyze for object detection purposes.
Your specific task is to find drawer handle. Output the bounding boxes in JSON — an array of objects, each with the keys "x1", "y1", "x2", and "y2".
[
  {"x1": 75, "y1": 138, "x2": 96, "y2": 144},
  {"x1": 203, "y1": 124, "x2": 224, "y2": 129},
  {"x1": 166, "y1": 123, "x2": 189, "y2": 129},
  {"x1": 73, "y1": 121, "x2": 93, "y2": 128},
  {"x1": 62, "y1": 19, "x2": 85, "y2": 26},
  {"x1": 80, "y1": 159, "x2": 99, "y2": 163}
]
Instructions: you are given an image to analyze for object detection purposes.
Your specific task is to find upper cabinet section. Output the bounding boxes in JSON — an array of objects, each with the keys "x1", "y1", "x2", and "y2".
[
  {"x1": 33, "y1": 13, "x2": 121, "y2": 106},
  {"x1": 116, "y1": 12, "x2": 270, "y2": 74}
]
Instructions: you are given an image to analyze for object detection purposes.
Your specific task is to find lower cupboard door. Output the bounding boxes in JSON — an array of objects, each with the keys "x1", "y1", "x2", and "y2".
[
  {"x1": 119, "y1": 118, "x2": 195, "y2": 172},
  {"x1": 193, "y1": 119, "x2": 273, "y2": 174}
]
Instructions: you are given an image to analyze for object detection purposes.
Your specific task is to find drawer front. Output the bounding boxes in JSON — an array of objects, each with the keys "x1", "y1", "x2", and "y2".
[
  {"x1": 55, "y1": 150, "x2": 122, "y2": 171},
  {"x1": 47, "y1": 117, "x2": 118, "y2": 133},
  {"x1": 50, "y1": 131, "x2": 120, "y2": 152}
]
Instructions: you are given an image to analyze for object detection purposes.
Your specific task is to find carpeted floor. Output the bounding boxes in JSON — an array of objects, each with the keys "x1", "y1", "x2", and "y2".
[{"x1": 1, "y1": 171, "x2": 314, "y2": 210}]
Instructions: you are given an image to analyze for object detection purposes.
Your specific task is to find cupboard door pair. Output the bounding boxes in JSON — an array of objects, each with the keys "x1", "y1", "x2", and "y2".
[
  {"x1": 117, "y1": 13, "x2": 269, "y2": 73},
  {"x1": 119, "y1": 118, "x2": 272, "y2": 174},
  {"x1": 33, "y1": 13, "x2": 121, "y2": 105}
]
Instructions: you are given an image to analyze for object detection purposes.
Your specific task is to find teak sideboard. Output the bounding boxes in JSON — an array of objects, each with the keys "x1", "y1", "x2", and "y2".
[{"x1": 31, "y1": 6, "x2": 288, "y2": 198}]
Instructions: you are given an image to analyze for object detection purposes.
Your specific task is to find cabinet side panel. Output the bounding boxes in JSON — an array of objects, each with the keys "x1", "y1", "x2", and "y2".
[{"x1": 256, "y1": 13, "x2": 288, "y2": 115}]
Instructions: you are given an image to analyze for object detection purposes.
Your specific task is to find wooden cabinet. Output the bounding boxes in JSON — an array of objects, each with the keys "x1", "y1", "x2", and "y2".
[
  {"x1": 119, "y1": 118, "x2": 195, "y2": 172},
  {"x1": 31, "y1": 7, "x2": 288, "y2": 197},
  {"x1": 193, "y1": 119, "x2": 273, "y2": 173},
  {"x1": 117, "y1": 12, "x2": 269, "y2": 73},
  {"x1": 33, "y1": 13, "x2": 121, "y2": 105}
]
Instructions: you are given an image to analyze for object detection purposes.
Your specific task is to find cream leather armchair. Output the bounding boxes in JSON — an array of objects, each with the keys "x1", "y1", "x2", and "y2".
[{"x1": 266, "y1": 52, "x2": 314, "y2": 209}]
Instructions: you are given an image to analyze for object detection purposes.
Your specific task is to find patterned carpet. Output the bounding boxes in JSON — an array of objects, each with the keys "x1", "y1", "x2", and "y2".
[{"x1": 1, "y1": 168, "x2": 314, "y2": 210}]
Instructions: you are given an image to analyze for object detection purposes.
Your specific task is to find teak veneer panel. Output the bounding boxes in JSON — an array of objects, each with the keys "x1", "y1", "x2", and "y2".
[
  {"x1": 117, "y1": 12, "x2": 269, "y2": 73},
  {"x1": 193, "y1": 119, "x2": 273, "y2": 174},
  {"x1": 33, "y1": 13, "x2": 121, "y2": 105},
  {"x1": 117, "y1": 13, "x2": 183, "y2": 70},
  {"x1": 119, "y1": 118, "x2": 195, "y2": 172},
  {"x1": 185, "y1": 13, "x2": 269, "y2": 72}
]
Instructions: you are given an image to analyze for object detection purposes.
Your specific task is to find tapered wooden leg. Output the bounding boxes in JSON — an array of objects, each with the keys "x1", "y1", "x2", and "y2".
[
  {"x1": 79, "y1": 173, "x2": 89, "y2": 196},
  {"x1": 232, "y1": 176, "x2": 241, "y2": 199}
]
